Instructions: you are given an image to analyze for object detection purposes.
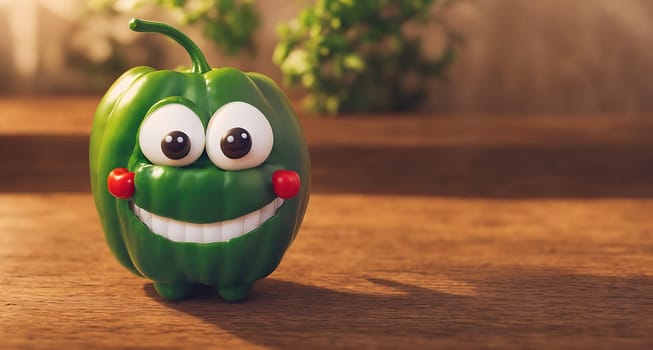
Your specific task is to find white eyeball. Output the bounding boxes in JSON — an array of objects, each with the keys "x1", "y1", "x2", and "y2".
[
  {"x1": 138, "y1": 103, "x2": 205, "y2": 167},
  {"x1": 206, "y1": 101, "x2": 273, "y2": 170}
]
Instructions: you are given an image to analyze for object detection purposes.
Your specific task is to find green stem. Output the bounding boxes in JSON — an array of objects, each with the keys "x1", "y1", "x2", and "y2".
[{"x1": 129, "y1": 18, "x2": 211, "y2": 74}]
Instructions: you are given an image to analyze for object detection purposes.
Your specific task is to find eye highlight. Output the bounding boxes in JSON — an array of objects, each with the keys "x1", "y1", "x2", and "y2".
[
  {"x1": 220, "y1": 127, "x2": 252, "y2": 159},
  {"x1": 206, "y1": 101, "x2": 273, "y2": 170},
  {"x1": 138, "y1": 103, "x2": 205, "y2": 167}
]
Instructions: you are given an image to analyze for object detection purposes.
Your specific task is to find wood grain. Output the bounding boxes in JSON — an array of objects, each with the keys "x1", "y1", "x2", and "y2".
[{"x1": 1, "y1": 97, "x2": 652, "y2": 349}]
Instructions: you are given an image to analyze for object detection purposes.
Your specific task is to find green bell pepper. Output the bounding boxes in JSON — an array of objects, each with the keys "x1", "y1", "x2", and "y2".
[{"x1": 89, "y1": 19, "x2": 310, "y2": 301}]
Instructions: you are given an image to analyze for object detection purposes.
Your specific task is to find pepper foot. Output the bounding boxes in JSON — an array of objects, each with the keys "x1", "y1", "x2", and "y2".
[
  {"x1": 217, "y1": 284, "x2": 253, "y2": 302},
  {"x1": 154, "y1": 282, "x2": 198, "y2": 301}
]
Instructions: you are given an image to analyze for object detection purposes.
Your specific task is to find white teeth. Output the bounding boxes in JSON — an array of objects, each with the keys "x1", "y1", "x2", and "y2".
[
  {"x1": 185, "y1": 223, "x2": 203, "y2": 243},
  {"x1": 260, "y1": 201, "x2": 275, "y2": 222},
  {"x1": 151, "y1": 216, "x2": 168, "y2": 238},
  {"x1": 132, "y1": 198, "x2": 284, "y2": 243},
  {"x1": 167, "y1": 221, "x2": 185, "y2": 242},
  {"x1": 203, "y1": 223, "x2": 222, "y2": 243},
  {"x1": 243, "y1": 210, "x2": 261, "y2": 233},
  {"x1": 221, "y1": 217, "x2": 243, "y2": 241},
  {"x1": 140, "y1": 209, "x2": 152, "y2": 229}
]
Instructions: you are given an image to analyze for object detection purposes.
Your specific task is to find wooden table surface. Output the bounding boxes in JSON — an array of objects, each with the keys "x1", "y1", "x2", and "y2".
[{"x1": 1, "y1": 97, "x2": 652, "y2": 349}]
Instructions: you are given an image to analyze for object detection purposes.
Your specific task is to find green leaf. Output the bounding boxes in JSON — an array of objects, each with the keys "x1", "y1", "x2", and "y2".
[
  {"x1": 342, "y1": 54, "x2": 365, "y2": 71},
  {"x1": 273, "y1": 0, "x2": 460, "y2": 115},
  {"x1": 280, "y1": 49, "x2": 312, "y2": 75}
]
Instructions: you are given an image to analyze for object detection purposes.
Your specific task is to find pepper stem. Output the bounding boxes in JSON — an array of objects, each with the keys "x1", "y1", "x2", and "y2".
[{"x1": 129, "y1": 18, "x2": 211, "y2": 74}]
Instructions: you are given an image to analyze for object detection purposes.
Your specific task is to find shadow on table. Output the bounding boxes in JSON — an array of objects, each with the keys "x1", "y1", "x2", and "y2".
[
  {"x1": 144, "y1": 268, "x2": 653, "y2": 348},
  {"x1": 3, "y1": 134, "x2": 653, "y2": 198}
]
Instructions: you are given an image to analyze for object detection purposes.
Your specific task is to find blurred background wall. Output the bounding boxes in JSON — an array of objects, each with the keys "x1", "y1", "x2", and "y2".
[{"x1": 1, "y1": 0, "x2": 653, "y2": 114}]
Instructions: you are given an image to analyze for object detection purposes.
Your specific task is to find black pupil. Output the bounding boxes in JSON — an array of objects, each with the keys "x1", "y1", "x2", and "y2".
[
  {"x1": 221, "y1": 127, "x2": 252, "y2": 159},
  {"x1": 161, "y1": 130, "x2": 191, "y2": 160}
]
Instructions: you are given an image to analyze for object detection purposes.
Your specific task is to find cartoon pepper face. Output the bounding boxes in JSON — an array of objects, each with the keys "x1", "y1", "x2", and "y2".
[{"x1": 89, "y1": 19, "x2": 310, "y2": 302}]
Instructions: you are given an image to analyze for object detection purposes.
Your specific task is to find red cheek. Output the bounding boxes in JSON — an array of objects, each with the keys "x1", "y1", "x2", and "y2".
[
  {"x1": 272, "y1": 170, "x2": 301, "y2": 199},
  {"x1": 107, "y1": 168, "x2": 135, "y2": 200}
]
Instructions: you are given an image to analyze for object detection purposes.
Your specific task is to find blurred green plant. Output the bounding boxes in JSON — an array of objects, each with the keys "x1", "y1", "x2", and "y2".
[
  {"x1": 65, "y1": 11, "x2": 165, "y2": 92},
  {"x1": 274, "y1": 0, "x2": 458, "y2": 114},
  {"x1": 66, "y1": 0, "x2": 260, "y2": 92},
  {"x1": 89, "y1": 0, "x2": 261, "y2": 55}
]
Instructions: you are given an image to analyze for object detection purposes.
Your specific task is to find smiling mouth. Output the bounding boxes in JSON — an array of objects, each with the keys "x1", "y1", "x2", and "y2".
[{"x1": 130, "y1": 198, "x2": 284, "y2": 243}]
